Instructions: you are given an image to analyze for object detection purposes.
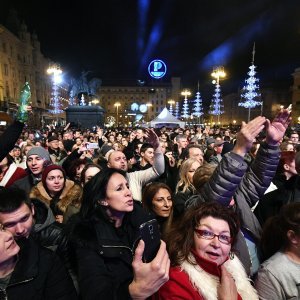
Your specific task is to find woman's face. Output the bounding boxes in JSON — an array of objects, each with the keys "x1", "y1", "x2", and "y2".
[
  {"x1": 194, "y1": 216, "x2": 232, "y2": 266},
  {"x1": 187, "y1": 161, "x2": 201, "y2": 183},
  {"x1": 151, "y1": 188, "x2": 172, "y2": 218},
  {"x1": 84, "y1": 166, "x2": 101, "y2": 184},
  {"x1": 0, "y1": 229, "x2": 20, "y2": 263},
  {"x1": 105, "y1": 173, "x2": 133, "y2": 213},
  {"x1": 46, "y1": 169, "x2": 65, "y2": 195}
]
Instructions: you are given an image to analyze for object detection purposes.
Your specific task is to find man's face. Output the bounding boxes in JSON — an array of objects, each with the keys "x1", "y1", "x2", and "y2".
[
  {"x1": 290, "y1": 133, "x2": 299, "y2": 143},
  {"x1": 28, "y1": 133, "x2": 34, "y2": 141},
  {"x1": 108, "y1": 151, "x2": 128, "y2": 171},
  {"x1": 49, "y1": 140, "x2": 59, "y2": 150},
  {"x1": 63, "y1": 133, "x2": 70, "y2": 140},
  {"x1": 214, "y1": 144, "x2": 224, "y2": 154},
  {"x1": 188, "y1": 148, "x2": 204, "y2": 165},
  {"x1": 141, "y1": 148, "x2": 154, "y2": 165},
  {"x1": 27, "y1": 155, "x2": 45, "y2": 176},
  {"x1": 136, "y1": 130, "x2": 144, "y2": 140},
  {"x1": 0, "y1": 203, "x2": 34, "y2": 240},
  {"x1": 178, "y1": 138, "x2": 188, "y2": 149},
  {"x1": 74, "y1": 131, "x2": 81, "y2": 138}
]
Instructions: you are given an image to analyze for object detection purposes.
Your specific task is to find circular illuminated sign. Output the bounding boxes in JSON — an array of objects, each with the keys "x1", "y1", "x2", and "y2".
[
  {"x1": 131, "y1": 103, "x2": 139, "y2": 111},
  {"x1": 139, "y1": 104, "x2": 147, "y2": 113},
  {"x1": 148, "y1": 59, "x2": 167, "y2": 79}
]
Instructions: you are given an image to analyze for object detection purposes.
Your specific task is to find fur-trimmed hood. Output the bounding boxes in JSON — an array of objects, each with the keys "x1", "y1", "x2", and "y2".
[
  {"x1": 29, "y1": 179, "x2": 82, "y2": 213},
  {"x1": 181, "y1": 254, "x2": 258, "y2": 300}
]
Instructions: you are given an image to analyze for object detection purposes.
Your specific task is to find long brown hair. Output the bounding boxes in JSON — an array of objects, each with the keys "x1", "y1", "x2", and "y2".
[{"x1": 166, "y1": 202, "x2": 240, "y2": 266}]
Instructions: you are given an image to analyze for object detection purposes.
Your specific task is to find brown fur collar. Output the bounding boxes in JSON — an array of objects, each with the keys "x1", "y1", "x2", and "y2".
[{"x1": 29, "y1": 180, "x2": 82, "y2": 213}]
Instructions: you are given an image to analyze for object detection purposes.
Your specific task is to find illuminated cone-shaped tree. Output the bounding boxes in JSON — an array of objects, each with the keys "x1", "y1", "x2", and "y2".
[
  {"x1": 175, "y1": 102, "x2": 180, "y2": 118},
  {"x1": 209, "y1": 83, "x2": 224, "y2": 120},
  {"x1": 181, "y1": 90, "x2": 191, "y2": 119},
  {"x1": 238, "y1": 43, "x2": 262, "y2": 121},
  {"x1": 192, "y1": 84, "x2": 204, "y2": 123}
]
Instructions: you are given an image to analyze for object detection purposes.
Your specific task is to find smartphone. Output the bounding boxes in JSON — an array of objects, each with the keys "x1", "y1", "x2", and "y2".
[
  {"x1": 86, "y1": 142, "x2": 99, "y2": 149},
  {"x1": 139, "y1": 219, "x2": 161, "y2": 263}
]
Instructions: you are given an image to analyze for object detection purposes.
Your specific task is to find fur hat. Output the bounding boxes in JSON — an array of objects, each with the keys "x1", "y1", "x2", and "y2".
[{"x1": 27, "y1": 146, "x2": 51, "y2": 162}]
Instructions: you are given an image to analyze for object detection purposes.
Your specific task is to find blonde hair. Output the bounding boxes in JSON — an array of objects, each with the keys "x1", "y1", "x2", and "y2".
[{"x1": 176, "y1": 158, "x2": 199, "y2": 193}]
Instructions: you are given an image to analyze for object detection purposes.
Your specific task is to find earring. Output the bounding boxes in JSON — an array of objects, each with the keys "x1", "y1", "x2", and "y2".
[
  {"x1": 229, "y1": 252, "x2": 235, "y2": 260},
  {"x1": 100, "y1": 200, "x2": 108, "y2": 206}
]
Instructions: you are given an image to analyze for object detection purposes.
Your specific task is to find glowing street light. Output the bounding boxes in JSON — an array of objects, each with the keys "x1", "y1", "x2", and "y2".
[
  {"x1": 114, "y1": 102, "x2": 121, "y2": 127},
  {"x1": 47, "y1": 64, "x2": 63, "y2": 114}
]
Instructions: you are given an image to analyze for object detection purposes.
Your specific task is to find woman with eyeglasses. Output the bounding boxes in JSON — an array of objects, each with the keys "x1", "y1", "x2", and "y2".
[{"x1": 154, "y1": 202, "x2": 258, "y2": 300}]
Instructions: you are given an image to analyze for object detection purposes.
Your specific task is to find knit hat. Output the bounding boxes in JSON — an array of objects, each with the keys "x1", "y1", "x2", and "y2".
[
  {"x1": 100, "y1": 144, "x2": 114, "y2": 160},
  {"x1": 41, "y1": 164, "x2": 66, "y2": 188},
  {"x1": 27, "y1": 146, "x2": 51, "y2": 162},
  {"x1": 48, "y1": 135, "x2": 59, "y2": 143}
]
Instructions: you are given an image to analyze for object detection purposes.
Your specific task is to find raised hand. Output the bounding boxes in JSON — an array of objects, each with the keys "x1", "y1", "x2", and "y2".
[
  {"x1": 232, "y1": 116, "x2": 266, "y2": 157},
  {"x1": 144, "y1": 128, "x2": 160, "y2": 150},
  {"x1": 265, "y1": 105, "x2": 292, "y2": 146}
]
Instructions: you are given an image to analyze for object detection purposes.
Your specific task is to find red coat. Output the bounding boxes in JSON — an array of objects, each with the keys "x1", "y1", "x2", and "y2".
[
  {"x1": 153, "y1": 251, "x2": 245, "y2": 300},
  {"x1": 1, "y1": 165, "x2": 27, "y2": 187},
  {"x1": 153, "y1": 266, "x2": 204, "y2": 300}
]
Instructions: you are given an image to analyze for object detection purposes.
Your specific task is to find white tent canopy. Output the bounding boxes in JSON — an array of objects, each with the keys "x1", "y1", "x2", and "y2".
[{"x1": 150, "y1": 107, "x2": 185, "y2": 128}]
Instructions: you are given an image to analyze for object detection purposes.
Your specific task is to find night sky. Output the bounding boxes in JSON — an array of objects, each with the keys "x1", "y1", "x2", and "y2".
[{"x1": 1, "y1": 0, "x2": 300, "y2": 95}]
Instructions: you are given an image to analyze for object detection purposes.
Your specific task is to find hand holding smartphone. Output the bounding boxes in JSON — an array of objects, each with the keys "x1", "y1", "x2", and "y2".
[{"x1": 139, "y1": 219, "x2": 161, "y2": 263}]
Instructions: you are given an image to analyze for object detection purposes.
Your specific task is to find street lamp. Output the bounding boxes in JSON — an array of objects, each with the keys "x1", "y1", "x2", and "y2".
[
  {"x1": 47, "y1": 64, "x2": 63, "y2": 122},
  {"x1": 210, "y1": 66, "x2": 226, "y2": 124},
  {"x1": 114, "y1": 102, "x2": 121, "y2": 127}
]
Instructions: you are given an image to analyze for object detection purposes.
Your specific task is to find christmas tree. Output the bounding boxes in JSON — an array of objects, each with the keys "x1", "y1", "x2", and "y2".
[
  {"x1": 175, "y1": 102, "x2": 180, "y2": 119},
  {"x1": 238, "y1": 43, "x2": 262, "y2": 121},
  {"x1": 192, "y1": 83, "x2": 204, "y2": 123},
  {"x1": 49, "y1": 81, "x2": 63, "y2": 114},
  {"x1": 181, "y1": 90, "x2": 191, "y2": 119},
  {"x1": 209, "y1": 83, "x2": 224, "y2": 118}
]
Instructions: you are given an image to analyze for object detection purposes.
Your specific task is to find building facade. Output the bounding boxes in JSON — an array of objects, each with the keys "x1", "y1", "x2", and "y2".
[{"x1": 0, "y1": 22, "x2": 67, "y2": 127}]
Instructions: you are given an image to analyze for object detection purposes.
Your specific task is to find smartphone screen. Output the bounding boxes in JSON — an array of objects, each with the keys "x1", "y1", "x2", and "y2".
[{"x1": 139, "y1": 219, "x2": 161, "y2": 263}]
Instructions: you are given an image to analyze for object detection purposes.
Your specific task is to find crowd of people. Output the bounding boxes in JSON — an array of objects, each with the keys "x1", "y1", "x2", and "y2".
[{"x1": 0, "y1": 106, "x2": 299, "y2": 299}]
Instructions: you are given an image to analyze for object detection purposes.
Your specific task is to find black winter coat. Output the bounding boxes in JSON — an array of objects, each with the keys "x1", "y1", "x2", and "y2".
[
  {"x1": 254, "y1": 175, "x2": 300, "y2": 226},
  {"x1": 69, "y1": 202, "x2": 151, "y2": 300},
  {"x1": 4, "y1": 237, "x2": 77, "y2": 300},
  {"x1": 0, "y1": 121, "x2": 24, "y2": 162}
]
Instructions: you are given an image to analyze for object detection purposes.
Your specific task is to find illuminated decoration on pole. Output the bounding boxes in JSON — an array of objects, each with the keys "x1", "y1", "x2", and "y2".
[
  {"x1": 175, "y1": 102, "x2": 180, "y2": 119},
  {"x1": 80, "y1": 94, "x2": 86, "y2": 106},
  {"x1": 209, "y1": 66, "x2": 226, "y2": 123},
  {"x1": 148, "y1": 59, "x2": 167, "y2": 79},
  {"x1": 238, "y1": 43, "x2": 262, "y2": 122},
  {"x1": 168, "y1": 100, "x2": 175, "y2": 115},
  {"x1": 181, "y1": 90, "x2": 191, "y2": 119},
  {"x1": 47, "y1": 64, "x2": 63, "y2": 114},
  {"x1": 192, "y1": 82, "x2": 204, "y2": 123}
]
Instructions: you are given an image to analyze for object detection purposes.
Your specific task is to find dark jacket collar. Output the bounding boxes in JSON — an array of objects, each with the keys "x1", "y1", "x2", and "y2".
[{"x1": 9, "y1": 237, "x2": 39, "y2": 285}]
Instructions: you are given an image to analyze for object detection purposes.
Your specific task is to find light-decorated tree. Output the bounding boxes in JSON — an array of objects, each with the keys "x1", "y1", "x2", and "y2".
[
  {"x1": 238, "y1": 43, "x2": 262, "y2": 121},
  {"x1": 175, "y1": 102, "x2": 180, "y2": 119},
  {"x1": 181, "y1": 90, "x2": 191, "y2": 119},
  {"x1": 209, "y1": 83, "x2": 224, "y2": 120},
  {"x1": 192, "y1": 83, "x2": 204, "y2": 123}
]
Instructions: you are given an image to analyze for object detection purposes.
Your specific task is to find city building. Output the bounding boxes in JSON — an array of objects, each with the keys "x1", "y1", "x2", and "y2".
[{"x1": 98, "y1": 77, "x2": 181, "y2": 127}]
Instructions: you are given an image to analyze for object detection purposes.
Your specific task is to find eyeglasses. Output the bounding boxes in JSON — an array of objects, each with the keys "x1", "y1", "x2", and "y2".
[{"x1": 194, "y1": 229, "x2": 232, "y2": 245}]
